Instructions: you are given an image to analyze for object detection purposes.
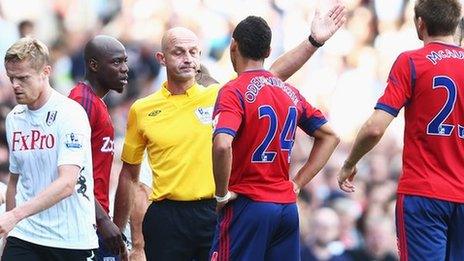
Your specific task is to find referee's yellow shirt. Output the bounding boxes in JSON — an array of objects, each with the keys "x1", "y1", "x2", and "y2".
[{"x1": 121, "y1": 82, "x2": 220, "y2": 201}]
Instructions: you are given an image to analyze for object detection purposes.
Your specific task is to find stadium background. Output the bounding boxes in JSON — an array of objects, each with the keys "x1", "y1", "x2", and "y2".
[{"x1": 0, "y1": 0, "x2": 462, "y2": 260}]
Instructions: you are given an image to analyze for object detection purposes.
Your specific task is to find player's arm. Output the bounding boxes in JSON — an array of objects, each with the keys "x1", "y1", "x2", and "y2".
[
  {"x1": 212, "y1": 133, "x2": 237, "y2": 211},
  {"x1": 269, "y1": 0, "x2": 346, "y2": 81},
  {"x1": 129, "y1": 182, "x2": 151, "y2": 260},
  {"x1": 113, "y1": 162, "x2": 141, "y2": 232},
  {"x1": 337, "y1": 110, "x2": 394, "y2": 192},
  {"x1": 0, "y1": 164, "x2": 79, "y2": 236},
  {"x1": 211, "y1": 86, "x2": 243, "y2": 211},
  {"x1": 5, "y1": 173, "x2": 18, "y2": 212},
  {"x1": 95, "y1": 198, "x2": 125, "y2": 256},
  {"x1": 293, "y1": 124, "x2": 340, "y2": 192},
  {"x1": 213, "y1": 133, "x2": 233, "y2": 197}
]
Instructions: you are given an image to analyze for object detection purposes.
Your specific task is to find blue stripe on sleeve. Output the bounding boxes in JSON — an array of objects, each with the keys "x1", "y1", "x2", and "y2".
[
  {"x1": 374, "y1": 102, "x2": 400, "y2": 117},
  {"x1": 213, "y1": 128, "x2": 237, "y2": 138},
  {"x1": 300, "y1": 116, "x2": 328, "y2": 135}
]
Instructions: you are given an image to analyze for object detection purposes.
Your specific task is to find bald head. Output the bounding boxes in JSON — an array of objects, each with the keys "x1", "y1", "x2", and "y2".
[
  {"x1": 156, "y1": 27, "x2": 201, "y2": 85},
  {"x1": 161, "y1": 27, "x2": 199, "y2": 52},
  {"x1": 84, "y1": 35, "x2": 125, "y2": 64},
  {"x1": 83, "y1": 35, "x2": 128, "y2": 94}
]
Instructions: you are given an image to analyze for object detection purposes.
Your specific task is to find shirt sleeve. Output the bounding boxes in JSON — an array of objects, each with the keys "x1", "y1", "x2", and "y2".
[
  {"x1": 212, "y1": 84, "x2": 245, "y2": 138},
  {"x1": 297, "y1": 92, "x2": 328, "y2": 136},
  {"x1": 375, "y1": 52, "x2": 414, "y2": 117},
  {"x1": 121, "y1": 102, "x2": 147, "y2": 164},
  {"x1": 57, "y1": 105, "x2": 91, "y2": 168}
]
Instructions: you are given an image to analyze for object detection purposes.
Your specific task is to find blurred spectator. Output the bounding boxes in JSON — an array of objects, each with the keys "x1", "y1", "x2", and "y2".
[
  {"x1": 18, "y1": 19, "x2": 34, "y2": 37},
  {"x1": 300, "y1": 208, "x2": 350, "y2": 261},
  {"x1": 346, "y1": 217, "x2": 397, "y2": 261}
]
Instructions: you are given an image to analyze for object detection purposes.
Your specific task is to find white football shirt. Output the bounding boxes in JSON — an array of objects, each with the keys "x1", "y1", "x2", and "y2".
[{"x1": 5, "y1": 89, "x2": 98, "y2": 249}]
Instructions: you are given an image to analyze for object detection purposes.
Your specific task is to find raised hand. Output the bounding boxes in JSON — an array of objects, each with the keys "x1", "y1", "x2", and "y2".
[{"x1": 310, "y1": 0, "x2": 347, "y2": 45}]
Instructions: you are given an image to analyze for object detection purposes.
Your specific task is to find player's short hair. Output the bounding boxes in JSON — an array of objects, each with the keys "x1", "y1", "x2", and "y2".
[
  {"x1": 4, "y1": 37, "x2": 49, "y2": 71},
  {"x1": 414, "y1": 0, "x2": 462, "y2": 37},
  {"x1": 232, "y1": 16, "x2": 271, "y2": 60}
]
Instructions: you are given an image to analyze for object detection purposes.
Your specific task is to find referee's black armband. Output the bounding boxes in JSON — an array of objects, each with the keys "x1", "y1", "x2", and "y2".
[{"x1": 308, "y1": 35, "x2": 324, "y2": 48}]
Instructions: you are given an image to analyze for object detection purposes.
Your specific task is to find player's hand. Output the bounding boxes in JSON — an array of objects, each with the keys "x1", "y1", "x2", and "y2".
[
  {"x1": 120, "y1": 245, "x2": 129, "y2": 261},
  {"x1": 291, "y1": 180, "x2": 300, "y2": 195},
  {"x1": 310, "y1": 0, "x2": 347, "y2": 45},
  {"x1": 216, "y1": 191, "x2": 237, "y2": 213},
  {"x1": 337, "y1": 162, "x2": 357, "y2": 193},
  {"x1": 129, "y1": 247, "x2": 146, "y2": 261},
  {"x1": 0, "y1": 232, "x2": 8, "y2": 258},
  {"x1": 0, "y1": 211, "x2": 20, "y2": 238},
  {"x1": 97, "y1": 217, "x2": 126, "y2": 255}
]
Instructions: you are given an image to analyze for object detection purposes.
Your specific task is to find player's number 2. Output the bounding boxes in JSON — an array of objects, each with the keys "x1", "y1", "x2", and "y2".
[
  {"x1": 427, "y1": 76, "x2": 464, "y2": 138},
  {"x1": 252, "y1": 105, "x2": 297, "y2": 162}
]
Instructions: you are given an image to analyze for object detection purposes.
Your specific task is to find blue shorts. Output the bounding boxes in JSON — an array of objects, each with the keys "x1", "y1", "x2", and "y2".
[
  {"x1": 210, "y1": 196, "x2": 299, "y2": 261},
  {"x1": 396, "y1": 194, "x2": 464, "y2": 261}
]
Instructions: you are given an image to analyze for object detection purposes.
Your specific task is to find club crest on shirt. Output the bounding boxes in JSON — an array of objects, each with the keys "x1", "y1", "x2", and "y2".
[
  {"x1": 46, "y1": 110, "x2": 57, "y2": 126},
  {"x1": 65, "y1": 133, "x2": 83, "y2": 148},
  {"x1": 195, "y1": 106, "x2": 213, "y2": 124}
]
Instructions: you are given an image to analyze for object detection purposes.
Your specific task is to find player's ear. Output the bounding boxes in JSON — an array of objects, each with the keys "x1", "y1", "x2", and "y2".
[
  {"x1": 264, "y1": 47, "x2": 271, "y2": 59},
  {"x1": 41, "y1": 65, "x2": 51, "y2": 78},
  {"x1": 155, "y1": 52, "x2": 166, "y2": 67},
  {"x1": 89, "y1": 58, "x2": 98, "y2": 72},
  {"x1": 417, "y1": 17, "x2": 426, "y2": 33},
  {"x1": 230, "y1": 38, "x2": 238, "y2": 52}
]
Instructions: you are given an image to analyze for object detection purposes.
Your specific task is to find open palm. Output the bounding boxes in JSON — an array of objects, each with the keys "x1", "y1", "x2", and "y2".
[{"x1": 310, "y1": 0, "x2": 346, "y2": 44}]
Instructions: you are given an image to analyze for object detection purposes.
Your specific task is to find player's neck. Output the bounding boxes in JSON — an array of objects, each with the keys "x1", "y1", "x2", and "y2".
[
  {"x1": 165, "y1": 77, "x2": 196, "y2": 95},
  {"x1": 236, "y1": 59, "x2": 265, "y2": 75},
  {"x1": 423, "y1": 35, "x2": 455, "y2": 46},
  {"x1": 86, "y1": 77, "x2": 108, "y2": 98},
  {"x1": 28, "y1": 84, "x2": 52, "y2": 111}
]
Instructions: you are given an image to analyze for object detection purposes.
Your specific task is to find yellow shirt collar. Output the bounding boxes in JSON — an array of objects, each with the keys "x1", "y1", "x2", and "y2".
[{"x1": 161, "y1": 81, "x2": 201, "y2": 98}]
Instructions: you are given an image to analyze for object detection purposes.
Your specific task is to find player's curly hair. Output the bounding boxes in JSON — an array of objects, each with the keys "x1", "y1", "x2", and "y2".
[
  {"x1": 232, "y1": 16, "x2": 271, "y2": 60},
  {"x1": 4, "y1": 37, "x2": 49, "y2": 71},
  {"x1": 414, "y1": 0, "x2": 462, "y2": 37}
]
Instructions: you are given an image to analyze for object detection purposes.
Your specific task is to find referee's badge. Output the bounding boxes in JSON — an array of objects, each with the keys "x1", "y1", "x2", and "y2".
[{"x1": 195, "y1": 106, "x2": 213, "y2": 124}]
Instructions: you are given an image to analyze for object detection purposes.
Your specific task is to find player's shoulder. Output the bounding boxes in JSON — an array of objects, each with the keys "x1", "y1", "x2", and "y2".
[
  {"x1": 69, "y1": 82, "x2": 88, "y2": 97},
  {"x1": 69, "y1": 82, "x2": 98, "y2": 103},
  {"x1": 396, "y1": 45, "x2": 432, "y2": 62},
  {"x1": 56, "y1": 92, "x2": 89, "y2": 117},
  {"x1": 6, "y1": 104, "x2": 27, "y2": 121},
  {"x1": 219, "y1": 76, "x2": 244, "y2": 94}
]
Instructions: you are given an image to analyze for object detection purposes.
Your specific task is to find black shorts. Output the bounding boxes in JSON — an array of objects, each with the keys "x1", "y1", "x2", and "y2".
[
  {"x1": 2, "y1": 236, "x2": 97, "y2": 261},
  {"x1": 142, "y1": 199, "x2": 217, "y2": 261}
]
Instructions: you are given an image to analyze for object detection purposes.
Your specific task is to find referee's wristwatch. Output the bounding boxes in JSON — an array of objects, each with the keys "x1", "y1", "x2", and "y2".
[{"x1": 214, "y1": 191, "x2": 232, "y2": 203}]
